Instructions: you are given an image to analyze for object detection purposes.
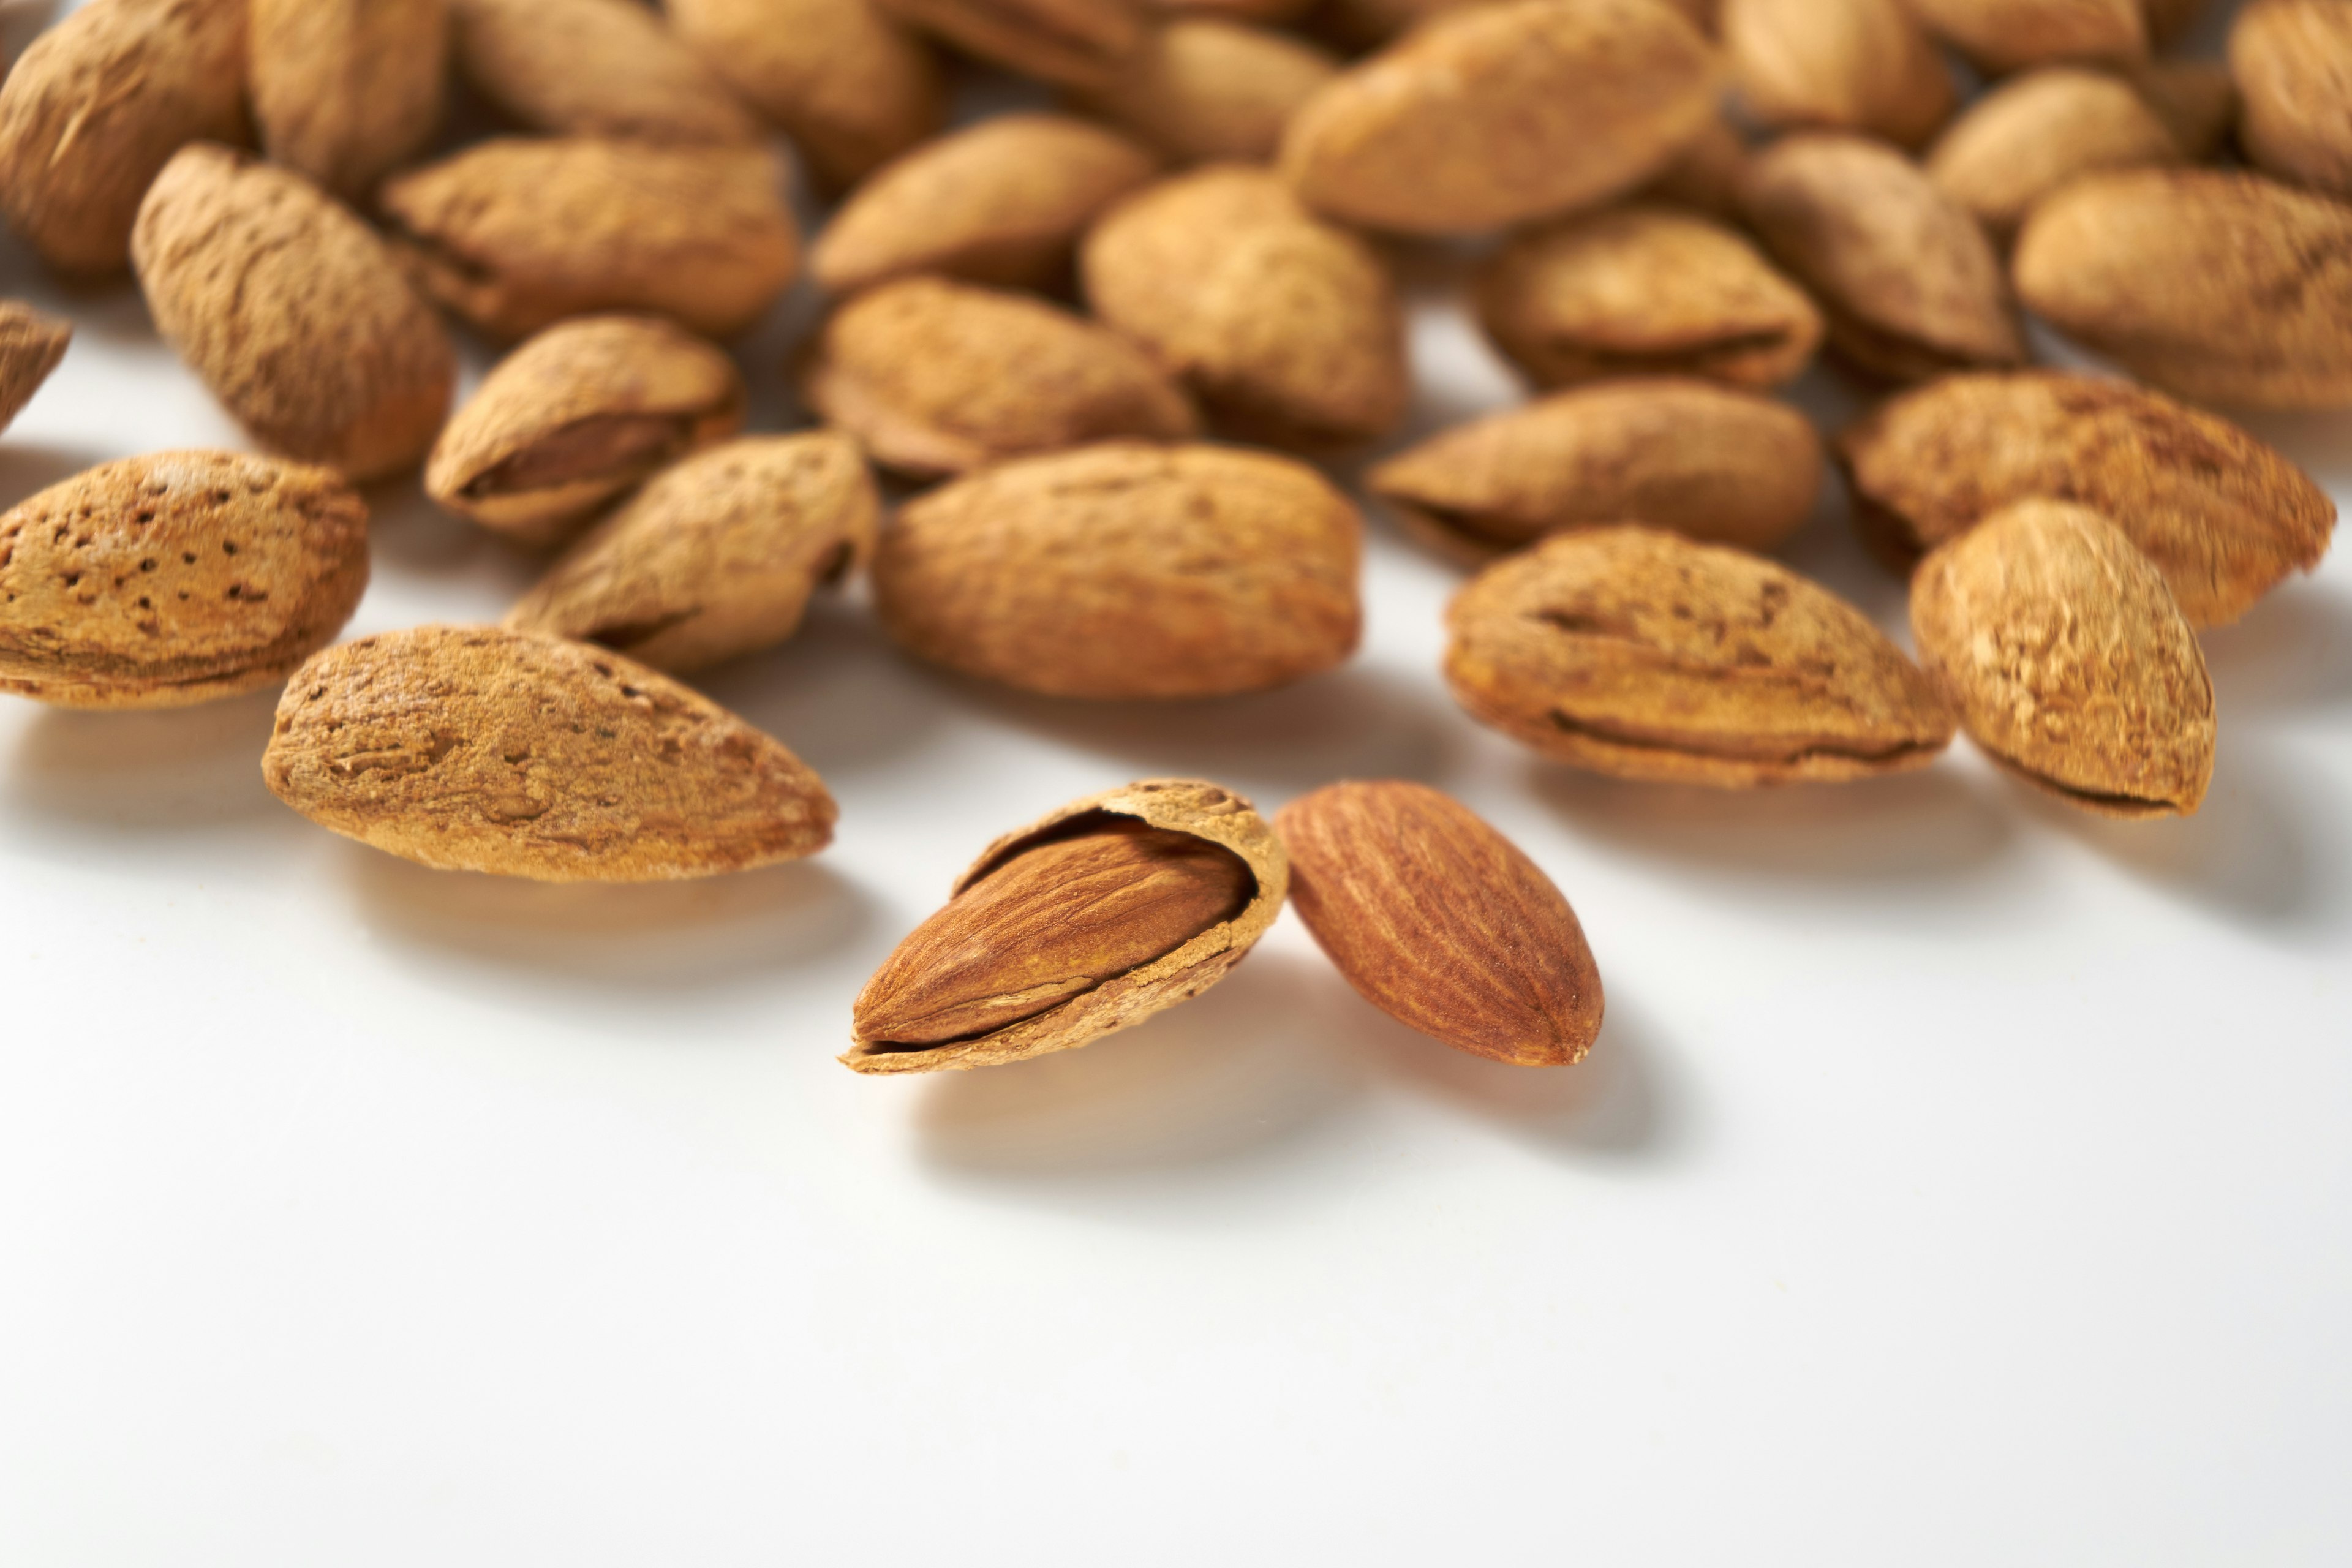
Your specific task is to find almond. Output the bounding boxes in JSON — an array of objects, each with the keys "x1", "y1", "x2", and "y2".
[
  {"x1": 1721, "y1": 0, "x2": 1956, "y2": 149},
  {"x1": 249, "y1": 0, "x2": 448, "y2": 201},
  {"x1": 1925, "y1": 67, "x2": 2182, "y2": 245},
  {"x1": 451, "y1": 0, "x2": 764, "y2": 146},
  {"x1": 1640, "y1": 111, "x2": 1752, "y2": 221},
  {"x1": 0, "y1": 302, "x2": 71, "y2": 435},
  {"x1": 263, "y1": 625, "x2": 836, "y2": 881},
  {"x1": 1069, "y1": 18, "x2": 1340, "y2": 165},
  {"x1": 2117, "y1": 58, "x2": 2237, "y2": 159},
  {"x1": 845, "y1": 778, "x2": 1286, "y2": 1074},
  {"x1": 873, "y1": 0, "x2": 1148, "y2": 88},
  {"x1": 1904, "y1": 0, "x2": 2147, "y2": 74},
  {"x1": 2231, "y1": 0, "x2": 2352, "y2": 200}
]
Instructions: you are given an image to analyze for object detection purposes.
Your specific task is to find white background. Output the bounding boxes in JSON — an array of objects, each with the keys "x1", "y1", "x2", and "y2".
[{"x1": 2, "y1": 1, "x2": 2347, "y2": 1562}]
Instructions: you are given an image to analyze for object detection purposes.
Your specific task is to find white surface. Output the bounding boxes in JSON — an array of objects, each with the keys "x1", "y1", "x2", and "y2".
[{"x1": 3, "y1": 7, "x2": 2350, "y2": 1566}]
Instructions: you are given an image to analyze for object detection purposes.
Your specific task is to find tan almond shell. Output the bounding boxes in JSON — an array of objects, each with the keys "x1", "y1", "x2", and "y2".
[
  {"x1": 842, "y1": 777, "x2": 1288, "y2": 1074},
  {"x1": 451, "y1": 0, "x2": 764, "y2": 146},
  {"x1": 2011, "y1": 168, "x2": 2352, "y2": 410},
  {"x1": 1836, "y1": 369, "x2": 2336, "y2": 626},
  {"x1": 132, "y1": 145, "x2": 456, "y2": 483},
  {"x1": 1476, "y1": 203, "x2": 1825, "y2": 392},
  {"x1": 1904, "y1": 0, "x2": 2148, "y2": 75},
  {"x1": 1444, "y1": 525, "x2": 1956, "y2": 787},
  {"x1": 263, "y1": 625, "x2": 837, "y2": 881},
  {"x1": 0, "y1": 451, "x2": 368, "y2": 710},
  {"x1": 1639, "y1": 112, "x2": 1752, "y2": 221},
  {"x1": 2118, "y1": 58, "x2": 2237, "y2": 159},
  {"x1": 1080, "y1": 165, "x2": 1409, "y2": 452},
  {"x1": 2231, "y1": 0, "x2": 2352, "y2": 201},
  {"x1": 505, "y1": 433, "x2": 878, "y2": 673},
  {"x1": 1740, "y1": 132, "x2": 2026, "y2": 384},
  {"x1": 1371, "y1": 379, "x2": 1825, "y2": 561},
  {"x1": 1722, "y1": 0, "x2": 1956, "y2": 150},
  {"x1": 1162, "y1": 0, "x2": 1314, "y2": 24},
  {"x1": 0, "y1": 0, "x2": 249, "y2": 275},
  {"x1": 379, "y1": 138, "x2": 801, "y2": 342},
  {"x1": 425, "y1": 314, "x2": 748, "y2": 547},
  {"x1": 1311, "y1": 0, "x2": 1720, "y2": 50},
  {"x1": 1068, "y1": 18, "x2": 1341, "y2": 165},
  {"x1": 249, "y1": 0, "x2": 448, "y2": 202},
  {"x1": 799, "y1": 276, "x2": 1198, "y2": 478},
  {"x1": 2146, "y1": 0, "x2": 2212, "y2": 43},
  {"x1": 1278, "y1": 0, "x2": 1720, "y2": 235},
  {"x1": 874, "y1": 440, "x2": 1362, "y2": 699},
  {"x1": 874, "y1": 0, "x2": 1148, "y2": 89},
  {"x1": 0, "y1": 302, "x2": 71, "y2": 434},
  {"x1": 1911, "y1": 500, "x2": 2214, "y2": 819},
  {"x1": 1276, "y1": 781, "x2": 1604, "y2": 1068},
  {"x1": 1926, "y1": 68, "x2": 2181, "y2": 246}
]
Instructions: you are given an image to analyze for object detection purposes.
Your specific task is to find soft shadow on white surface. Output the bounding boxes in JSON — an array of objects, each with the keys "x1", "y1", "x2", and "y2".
[
  {"x1": 3, "y1": 688, "x2": 285, "y2": 829},
  {"x1": 700, "y1": 597, "x2": 949, "y2": 778},
  {"x1": 0, "y1": 440, "x2": 105, "y2": 508},
  {"x1": 2199, "y1": 583, "x2": 2352, "y2": 718},
  {"x1": 360, "y1": 478, "x2": 540, "y2": 601}
]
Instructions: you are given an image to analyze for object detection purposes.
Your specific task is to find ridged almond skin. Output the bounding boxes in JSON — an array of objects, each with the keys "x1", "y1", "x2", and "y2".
[
  {"x1": 1836, "y1": 371, "x2": 2336, "y2": 626},
  {"x1": 1925, "y1": 67, "x2": 2182, "y2": 245},
  {"x1": 845, "y1": 778, "x2": 1287, "y2": 1074},
  {"x1": 506, "y1": 433, "x2": 878, "y2": 674},
  {"x1": 1082, "y1": 165, "x2": 1408, "y2": 453},
  {"x1": 379, "y1": 138, "x2": 801, "y2": 342},
  {"x1": 1476, "y1": 203, "x2": 1824, "y2": 392},
  {"x1": 875, "y1": 441, "x2": 1362, "y2": 699},
  {"x1": 800, "y1": 277, "x2": 1198, "y2": 477},
  {"x1": 0, "y1": 0, "x2": 249, "y2": 275},
  {"x1": 263, "y1": 625, "x2": 836, "y2": 881},
  {"x1": 669, "y1": 0, "x2": 943, "y2": 190},
  {"x1": 1069, "y1": 19, "x2": 1341, "y2": 165},
  {"x1": 2231, "y1": 0, "x2": 2352, "y2": 200},
  {"x1": 1722, "y1": 0, "x2": 1956, "y2": 150},
  {"x1": 249, "y1": 0, "x2": 448, "y2": 201},
  {"x1": 1445, "y1": 526, "x2": 1956, "y2": 786},
  {"x1": 1903, "y1": 0, "x2": 2148, "y2": 74},
  {"x1": 1741, "y1": 132, "x2": 2026, "y2": 384},
  {"x1": 1276, "y1": 782, "x2": 1604, "y2": 1068},
  {"x1": 451, "y1": 0, "x2": 763, "y2": 146},
  {"x1": 0, "y1": 303, "x2": 71, "y2": 434},
  {"x1": 0, "y1": 451, "x2": 368, "y2": 710},
  {"x1": 1370, "y1": 379, "x2": 1823, "y2": 560},
  {"x1": 1280, "y1": 0, "x2": 1721, "y2": 235},
  {"x1": 1911, "y1": 501, "x2": 2214, "y2": 819},
  {"x1": 132, "y1": 145, "x2": 456, "y2": 483},
  {"x1": 426, "y1": 315, "x2": 748, "y2": 548},
  {"x1": 874, "y1": 0, "x2": 1148, "y2": 88},
  {"x1": 2012, "y1": 169, "x2": 2352, "y2": 410},
  {"x1": 811, "y1": 114, "x2": 1159, "y2": 297}
]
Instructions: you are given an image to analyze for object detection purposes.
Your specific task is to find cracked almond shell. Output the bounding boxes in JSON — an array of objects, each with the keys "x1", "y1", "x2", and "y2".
[
  {"x1": 1069, "y1": 18, "x2": 1340, "y2": 165},
  {"x1": 843, "y1": 778, "x2": 1287, "y2": 1074},
  {"x1": 1722, "y1": 0, "x2": 1956, "y2": 149},
  {"x1": 451, "y1": 0, "x2": 764, "y2": 146},
  {"x1": 0, "y1": 302, "x2": 70, "y2": 434},
  {"x1": 0, "y1": 451, "x2": 368, "y2": 710},
  {"x1": 1925, "y1": 67, "x2": 2182, "y2": 246},
  {"x1": 874, "y1": 0, "x2": 1148, "y2": 88},
  {"x1": 2231, "y1": 0, "x2": 2352, "y2": 201},
  {"x1": 1444, "y1": 525, "x2": 1956, "y2": 786},
  {"x1": 249, "y1": 0, "x2": 448, "y2": 201}
]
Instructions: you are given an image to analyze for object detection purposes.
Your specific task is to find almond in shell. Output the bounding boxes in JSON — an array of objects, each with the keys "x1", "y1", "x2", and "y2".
[
  {"x1": 1069, "y1": 19, "x2": 1340, "y2": 165},
  {"x1": 249, "y1": 0, "x2": 448, "y2": 201},
  {"x1": 873, "y1": 0, "x2": 1147, "y2": 89},
  {"x1": 1721, "y1": 0, "x2": 1956, "y2": 150},
  {"x1": 2230, "y1": 0, "x2": 2352, "y2": 200},
  {"x1": 0, "y1": 302, "x2": 71, "y2": 434},
  {"x1": 1924, "y1": 67, "x2": 2182, "y2": 246},
  {"x1": 451, "y1": 0, "x2": 764, "y2": 146},
  {"x1": 1903, "y1": 0, "x2": 2148, "y2": 74}
]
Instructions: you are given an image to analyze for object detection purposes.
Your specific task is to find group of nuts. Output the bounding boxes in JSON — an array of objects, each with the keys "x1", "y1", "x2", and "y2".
[{"x1": 0, "y1": 0, "x2": 2343, "y2": 1076}]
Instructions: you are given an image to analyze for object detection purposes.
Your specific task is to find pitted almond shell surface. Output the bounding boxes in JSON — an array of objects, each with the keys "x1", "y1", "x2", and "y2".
[
  {"x1": 249, "y1": 0, "x2": 448, "y2": 201},
  {"x1": 451, "y1": 0, "x2": 763, "y2": 146},
  {"x1": 874, "y1": 441, "x2": 1362, "y2": 699},
  {"x1": 1721, "y1": 0, "x2": 1956, "y2": 149},
  {"x1": 844, "y1": 778, "x2": 1287, "y2": 1074},
  {"x1": 0, "y1": 451, "x2": 368, "y2": 709},
  {"x1": 0, "y1": 302, "x2": 70, "y2": 434},
  {"x1": 1911, "y1": 501, "x2": 2214, "y2": 818},
  {"x1": 426, "y1": 314, "x2": 748, "y2": 547},
  {"x1": 263, "y1": 625, "x2": 835, "y2": 881},
  {"x1": 133, "y1": 144, "x2": 455, "y2": 482},
  {"x1": 1444, "y1": 525, "x2": 1955, "y2": 786},
  {"x1": 2230, "y1": 0, "x2": 2352, "y2": 200},
  {"x1": 1836, "y1": 370, "x2": 2335, "y2": 626},
  {"x1": 875, "y1": 0, "x2": 1147, "y2": 88},
  {"x1": 1903, "y1": 0, "x2": 2148, "y2": 74},
  {"x1": 1069, "y1": 18, "x2": 1340, "y2": 165},
  {"x1": 1925, "y1": 67, "x2": 2182, "y2": 244}
]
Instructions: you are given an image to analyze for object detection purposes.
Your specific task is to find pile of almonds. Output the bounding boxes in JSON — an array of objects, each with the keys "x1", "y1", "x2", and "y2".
[{"x1": 0, "y1": 0, "x2": 2344, "y2": 1076}]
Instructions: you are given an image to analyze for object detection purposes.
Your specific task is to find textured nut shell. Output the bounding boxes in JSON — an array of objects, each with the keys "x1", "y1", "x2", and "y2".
[
  {"x1": 1741, "y1": 132, "x2": 2025, "y2": 383},
  {"x1": 843, "y1": 778, "x2": 1287, "y2": 1074},
  {"x1": 505, "y1": 433, "x2": 879, "y2": 673},
  {"x1": 0, "y1": 0, "x2": 248, "y2": 274},
  {"x1": 0, "y1": 451, "x2": 368, "y2": 709},
  {"x1": 379, "y1": 138, "x2": 801, "y2": 342},
  {"x1": 452, "y1": 0, "x2": 763, "y2": 146},
  {"x1": 1372, "y1": 380, "x2": 1824, "y2": 559},
  {"x1": 426, "y1": 315, "x2": 748, "y2": 546},
  {"x1": 249, "y1": 0, "x2": 447, "y2": 200},
  {"x1": 1276, "y1": 782, "x2": 1603, "y2": 1067},
  {"x1": 1838, "y1": 371, "x2": 2335, "y2": 626},
  {"x1": 1280, "y1": 0, "x2": 1720, "y2": 235},
  {"x1": 2012, "y1": 169, "x2": 2352, "y2": 410},
  {"x1": 2231, "y1": 0, "x2": 2352, "y2": 200},
  {"x1": 875, "y1": 0, "x2": 1148, "y2": 88},
  {"x1": 1640, "y1": 112, "x2": 1752, "y2": 221},
  {"x1": 1476, "y1": 203, "x2": 1823, "y2": 392},
  {"x1": 799, "y1": 277, "x2": 1197, "y2": 477},
  {"x1": 132, "y1": 145, "x2": 455, "y2": 483},
  {"x1": 1911, "y1": 501, "x2": 2214, "y2": 818},
  {"x1": 263, "y1": 625, "x2": 835, "y2": 881},
  {"x1": 1925, "y1": 68, "x2": 2181, "y2": 245},
  {"x1": 1904, "y1": 0, "x2": 2147, "y2": 74},
  {"x1": 1069, "y1": 19, "x2": 1340, "y2": 165},
  {"x1": 875, "y1": 441, "x2": 1362, "y2": 698},
  {"x1": 2119, "y1": 58, "x2": 2237, "y2": 160},
  {"x1": 812, "y1": 114, "x2": 1158, "y2": 296},
  {"x1": 670, "y1": 0, "x2": 942, "y2": 190},
  {"x1": 0, "y1": 302, "x2": 70, "y2": 434},
  {"x1": 1722, "y1": 0, "x2": 1956, "y2": 149},
  {"x1": 1081, "y1": 165, "x2": 1408, "y2": 452},
  {"x1": 1444, "y1": 526, "x2": 1955, "y2": 786}
]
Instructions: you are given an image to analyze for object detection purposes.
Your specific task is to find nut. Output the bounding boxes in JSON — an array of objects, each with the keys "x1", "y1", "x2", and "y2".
[
  {"x1": 1068, "y1": 18, "x2": 1341, "y2": 166},
  {"x1": 1640, "y1": 111, "x2": 1752, "y2": 221},
  {"x1": 0, "y1": 302, "x2": 71, "y2": 434},
  {"x1": 2230, "y1": 0, "x2": 2352, "y2": 200},
  {"x1": 1925, "y1": 67, "x2": 2182, "y2": 246},
  {"x1": 249, "y1": 0, "x2": 448, "y2": 200},
  {"x1": 2117, "y1": 58, "x2": 2237, "y2": 159},
  {"x1": 1904, "y1": 0, "x2": 2148, "y2": 75},
  {"x1": 873, "y1": 0, "x2": 1148, "y2": 89},
  {"x1": 1721, "y1": 0, "x2": 1957, "y2": 150},
  {"x1": 450, "y1": 0, "x2": 764, "y2": 146}
]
